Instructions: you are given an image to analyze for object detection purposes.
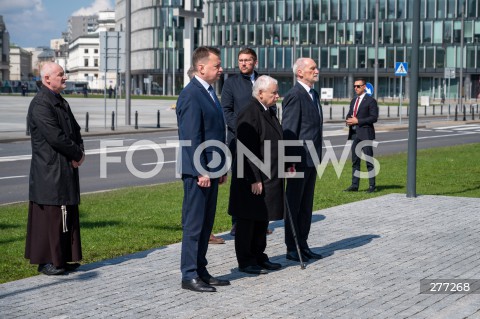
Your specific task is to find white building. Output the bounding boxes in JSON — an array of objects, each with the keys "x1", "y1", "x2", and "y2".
[
  {"x1": 66, "y1": 11, "x2": 117, "y2": 91},
  {"x1": 9, "y1": 46, "x2": 33, "y2": 81}
]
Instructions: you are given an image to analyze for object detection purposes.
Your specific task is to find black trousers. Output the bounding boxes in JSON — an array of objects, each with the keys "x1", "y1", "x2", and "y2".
[
  {"x1": 351, "y1": 135, "x2": 375, "y2": 188},
  {"x1": 234, "y1": 218, "x2": 269, "y2": 268},
  {"x1": 285, "y1": 166, "x2": 317, "y2": 252}
]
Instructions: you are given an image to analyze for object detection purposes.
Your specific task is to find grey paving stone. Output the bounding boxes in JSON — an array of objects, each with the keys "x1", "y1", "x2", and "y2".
[{"x1": 1, "y1": 194, "x2": 480, "y2": 318}]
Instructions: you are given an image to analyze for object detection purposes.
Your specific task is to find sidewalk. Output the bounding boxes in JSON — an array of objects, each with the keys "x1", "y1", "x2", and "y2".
[{"x1": 1, "y1": 194, "x2": 480, "y2": 318}]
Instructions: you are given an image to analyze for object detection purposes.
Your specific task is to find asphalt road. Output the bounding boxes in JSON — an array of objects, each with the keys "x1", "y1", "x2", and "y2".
[{"x1": 1, "y1": 123, "x2": 479, "y2": 205}]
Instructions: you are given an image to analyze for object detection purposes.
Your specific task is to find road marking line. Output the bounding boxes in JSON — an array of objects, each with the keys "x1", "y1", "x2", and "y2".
[
  {"x1": 1, "y1": 131, "x2": 477, "y2": 163},
  {"x1": 435, "y1": 124, "x2": 480, "y2": 130},
  {"x1": 141, "y1": 160, "x2": 177, "y2": 166},
  {"x1": 0, "y1": 175, "x2": 27, "y2": 180}
]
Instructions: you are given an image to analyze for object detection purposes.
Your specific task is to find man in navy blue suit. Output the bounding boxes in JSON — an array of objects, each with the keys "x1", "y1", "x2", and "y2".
[
  {"x1": 282, "y1": 57, "x2": 324, "y2": 263},
  {"x1": 344, "y1": 78, "x2": 379, "y2": 193},
  {"x1": 176, "y1": 47, "x2": 229, "y2": 292}
]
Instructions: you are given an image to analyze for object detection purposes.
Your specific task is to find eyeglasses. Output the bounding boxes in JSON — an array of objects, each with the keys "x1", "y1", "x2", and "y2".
[
  {"x1": 354, "y1": 84, "x2": 365, "y2": 88},
  {"x1": 238, "y1": 59, "x2": 255, "y2": 64}
]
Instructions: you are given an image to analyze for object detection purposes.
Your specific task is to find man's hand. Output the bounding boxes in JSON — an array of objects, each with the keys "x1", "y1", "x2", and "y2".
[
  {"x1": 72, "y1": 152, "x2": 85, "y2": 168},
  {"x1": 219, "y1": 175, "x2": 228, "y2": 185},
  {"x1": 286, "y1": 164, "x2": 296, "y2": 178},
  {"x1": 251, "y1": 182, "x2": 262, "y2": 195},
  {"x1": 346, "y1": 116, "x2": 358, "y2": 126},
  {"x1": 197, "y1": 175, "x2": 211, "y2": 188}
]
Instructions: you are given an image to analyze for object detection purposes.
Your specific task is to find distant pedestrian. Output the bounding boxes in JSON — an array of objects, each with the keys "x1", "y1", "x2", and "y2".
[
  {"x1": 83, "y1": 85, "x2": 88, "y2": 98},
  {"x1": 21, "y1": 83, "x2": 28, "y2": 96},
  {"x1": 25, "y1": 62, "x2": 85, "y2": 276},
  {"x1": 108, "y1": 85, "x2": 113, "y2": 98}
]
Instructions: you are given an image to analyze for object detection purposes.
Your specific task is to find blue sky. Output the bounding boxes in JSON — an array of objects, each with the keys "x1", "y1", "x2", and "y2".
[{"x1": 0, "y1": 0, "x2": 114, "y2": 48}]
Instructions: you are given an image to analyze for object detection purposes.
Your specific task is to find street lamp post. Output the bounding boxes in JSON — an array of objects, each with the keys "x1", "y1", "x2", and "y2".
[
  {"x1": 459, "y1": 0, "x2": 465, "y2": 120},
  {"x1": 374, "y1": 0, "x2": 379, "y2": 100}
]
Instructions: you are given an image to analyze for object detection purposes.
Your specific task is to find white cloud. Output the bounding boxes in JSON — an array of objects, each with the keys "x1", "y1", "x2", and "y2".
[
  {"x1": 72, "y1": 0, "x2": 114, "y2": 16},
  {"x1": 0, "y1": 0, "x2": 43, "y2": 13},
  {"x1": 1, "y1": 0, "x2": 52, "y2": 46}
]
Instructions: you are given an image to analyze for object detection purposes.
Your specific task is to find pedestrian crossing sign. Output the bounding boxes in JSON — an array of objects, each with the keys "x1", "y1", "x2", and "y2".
[{"x1": 395, "y1": 62, "x2": 408, "y2": 76}]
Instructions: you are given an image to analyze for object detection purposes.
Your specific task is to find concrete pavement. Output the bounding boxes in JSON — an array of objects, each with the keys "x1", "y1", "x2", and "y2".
[{"x1": 1, "y1": 194, "x2": 480, "y2": 318}]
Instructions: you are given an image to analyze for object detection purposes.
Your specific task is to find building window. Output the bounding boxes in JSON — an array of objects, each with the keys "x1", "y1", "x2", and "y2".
[
  {"x1": 84, "y1": 49, "x2": 88, "y2": 54},
  {"x1": 94, "y1": 49, "x2": 98, "y2": 54},
  {"x1": 84, "y1": 59, "x2": 89, "y2": 67},
  {"x1": 94, "y1": 59, "x2": 98, "y2": 67}
]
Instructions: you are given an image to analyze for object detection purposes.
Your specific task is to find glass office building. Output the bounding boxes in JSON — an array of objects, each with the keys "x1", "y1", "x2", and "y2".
[
  {"x1": 116, "y1": 0, "x2": 204, "y2": 95},
  {"x1": 205, "y1": 0, "x2": 480, "y2": 100},
  {"x1": 115, "y1": 0, "x2": 480, "y2": 99}
]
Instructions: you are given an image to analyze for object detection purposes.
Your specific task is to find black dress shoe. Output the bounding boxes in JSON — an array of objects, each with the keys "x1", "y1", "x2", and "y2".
[
  {"x1": 343, "y1": 185, "x2": 358, "y2": 192},
  {"x1": 286, "y1": 251, "x2": 309, "y2": 262},
  {"x1": 259, "y1": 260, "x2": 282, "y2": 270},
  {"x1": 301, "y1": 248, "x2": 323, "y2": 260},
  {"x1": 64, "y1": 263, "x2": 81, "y2": 271},
  {"x1": 239, "y1": 265, "x2": 268, "y2": 274},
  {"x1": 200, "y1": 275, "x2": 230, "y2": 286},
  {"x1": 182, "y1": 277, "x2": 216, "y2": 292},
  {"x1": 365, "y1": 186, "x2": 376, "y2": 193},
  {"x1": 38, "y1": 263, "x2": 65, "y2": 276}
]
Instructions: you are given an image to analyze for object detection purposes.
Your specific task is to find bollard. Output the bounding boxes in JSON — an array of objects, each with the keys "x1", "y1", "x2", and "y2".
[
  {"x1": 387, "y1": 106, "x2": 390, "y2": 118},
  {"x1": 397, "y1": 105, "x2": 400, "y2": 117},
  {"x1": 424, "y1": 105, "x2": 427, "y2": 116},
  {"x1": 472, "y1": 106, "x2": 475, "y2": 120},
  {"x1": 85, "y1": 112, "x2": 89, "y2": 133},
  {"x1": 463, "y1": 105, "x2": 466, "y2": 121},
  {"x1": 454, "y1": 105, "x2": 458, "y2": 121},
  {"x1": 157, "y1": 110, "x2": 160, "y2": 128},
  {"x1": 111, "y1": 111, "x2": 115, "y2": 131},
  {"x1": 433, "y1": 105, "x2": 435, "y2": 115},
  {"x1": 342, "y1": 106, "x2": 345, "y2": 119},
  {"x1": 26, "y1": 116, "x2": 30, "y2": 136},
  {"x1": 135, "y1": 111, "x2": 138, "y2": 129},
  {"x1": 448, "y1": 104, "x2": 451, "y2": 115},
  {"x1": 441, "y1": 104, "x2": 443, "y2": 115},
  {"x1": 329, "y1": 106, "x2": 332, "y2": 120}
]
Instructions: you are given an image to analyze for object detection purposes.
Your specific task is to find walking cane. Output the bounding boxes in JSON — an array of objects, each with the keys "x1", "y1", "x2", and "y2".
[{"x1": 285, "y1": 195, "x2": 306, "y2": 270}]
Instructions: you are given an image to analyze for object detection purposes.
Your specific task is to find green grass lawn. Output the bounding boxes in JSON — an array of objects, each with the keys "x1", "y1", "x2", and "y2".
[{"x1": 1, "y1": 143, "x2": 479, "y2": 284}]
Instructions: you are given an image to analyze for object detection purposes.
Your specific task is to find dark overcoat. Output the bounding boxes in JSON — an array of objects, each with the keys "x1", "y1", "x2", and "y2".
[
  {"x1": 221, "y1": 71, "x2": 259, "y2": 152},
  {"x1": 28, "y1": 86, "x2": 84, "y2": 205},
  {"x1": 229, "y1": 97, "x2": 285, "y2": 221}
]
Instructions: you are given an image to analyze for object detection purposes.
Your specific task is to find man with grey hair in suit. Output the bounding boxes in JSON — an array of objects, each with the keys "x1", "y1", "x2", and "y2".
[{"x1": 282, "y1": 57, "x2": 324, "y2": 263}]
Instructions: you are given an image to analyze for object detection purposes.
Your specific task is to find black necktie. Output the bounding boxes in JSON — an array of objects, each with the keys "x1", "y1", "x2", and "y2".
[
  {"x1": 309, "y1": 88, "x2": 321, "y2": 115},
  {"x1": 208, "y1": 86, "x2": 222, "y2": 111}
]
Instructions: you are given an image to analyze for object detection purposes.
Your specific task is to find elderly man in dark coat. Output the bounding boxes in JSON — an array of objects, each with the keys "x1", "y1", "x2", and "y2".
[
  {"x1": 229, "y1": 75, "x2": 285, "y2": 275},
  {"x1": 25, "y1": 62, "x2": 85, "y2": 276}
]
